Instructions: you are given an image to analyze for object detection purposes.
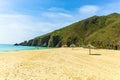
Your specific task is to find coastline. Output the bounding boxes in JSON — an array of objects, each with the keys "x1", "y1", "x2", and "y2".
[
  {"x1": 0, "y1": 44, "x2": 50, "y2": 52},
  {"x1": 0, "y1": 48, "x2": 120, "y2": 80}
]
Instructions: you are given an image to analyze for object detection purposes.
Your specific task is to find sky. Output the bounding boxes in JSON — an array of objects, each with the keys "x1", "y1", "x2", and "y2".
[{"x1": 0, "y1": 0, "x2": 120, "y2": 44}]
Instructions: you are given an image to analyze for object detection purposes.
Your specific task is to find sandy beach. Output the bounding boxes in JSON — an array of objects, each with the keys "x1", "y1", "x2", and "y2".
[{"x1": 0, "y1": 48, "x2": 120, "y2": 80}]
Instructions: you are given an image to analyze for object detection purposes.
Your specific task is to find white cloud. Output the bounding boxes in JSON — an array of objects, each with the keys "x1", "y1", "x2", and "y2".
[
  {"x1": 79, "y1": 5, "x2": 100, "y2": 14},
  {"x1": 59, "y1": 13, "x2": 73, "y2": 18},
  {"x1": 42, "y1": 12, "x2": 73, "y2": 18},
  {"x1": 41, "y1": 11, "x2": 76, "y2": 27},
  {"x1": 0, "y1": 14, "x2": 31, "y2": 43},
  {"x1": 0, "y1": 13, "x2": 73, "y2": 44},
  {"x1": 48, "y1": 7, "x2": 68, "y2": 12},
  {"x1": 0, "y1": 14, "x2": 56, "y2": 43}
]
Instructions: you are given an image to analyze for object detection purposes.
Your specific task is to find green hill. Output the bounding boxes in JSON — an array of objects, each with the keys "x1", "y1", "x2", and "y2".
[{"x1": 18, "y1": 13, "x2": 120, "y2": 50}]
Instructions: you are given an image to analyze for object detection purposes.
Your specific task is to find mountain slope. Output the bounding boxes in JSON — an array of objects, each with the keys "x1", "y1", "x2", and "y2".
[{"x1": 18, "y1": 13, "x2": 120, "y2": 49}]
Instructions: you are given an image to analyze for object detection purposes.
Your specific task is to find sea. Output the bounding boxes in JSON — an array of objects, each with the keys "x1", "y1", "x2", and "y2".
[{"x1": 0, "y1": 44, "x2": 47, "y2": 52}]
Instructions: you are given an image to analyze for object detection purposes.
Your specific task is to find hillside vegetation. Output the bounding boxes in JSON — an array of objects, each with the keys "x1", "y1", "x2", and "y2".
[{"x1": 18, "y1": 13, "x2": 120, "y2": 50}]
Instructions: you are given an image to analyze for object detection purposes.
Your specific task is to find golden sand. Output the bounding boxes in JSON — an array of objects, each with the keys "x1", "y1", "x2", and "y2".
[{"x1": 0, "y1": 48, "x2": 120, "y2": 80}]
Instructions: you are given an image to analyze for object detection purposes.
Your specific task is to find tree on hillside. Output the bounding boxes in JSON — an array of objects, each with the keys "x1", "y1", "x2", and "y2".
[{"x1": 116, "y1": 41, "x2": 120, "y2": 50}]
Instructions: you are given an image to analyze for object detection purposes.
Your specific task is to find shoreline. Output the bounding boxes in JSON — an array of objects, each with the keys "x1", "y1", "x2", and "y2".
[
  {"x1": 0, "y1": 47, "x2": 52, "y2": 53},
  {"x1": 0, "y1": 47, "x2": 119, "y2": 53}
]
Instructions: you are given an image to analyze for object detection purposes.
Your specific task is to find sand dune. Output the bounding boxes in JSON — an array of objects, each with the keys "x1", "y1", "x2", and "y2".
[{"x1": 0, "y1": 48, "x2": 120, "y2": 80}]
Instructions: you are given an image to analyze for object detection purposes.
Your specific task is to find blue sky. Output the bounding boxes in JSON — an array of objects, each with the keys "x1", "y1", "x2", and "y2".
[{"x1": 0, "y1": 0, "x2": 120, "y2": 44}]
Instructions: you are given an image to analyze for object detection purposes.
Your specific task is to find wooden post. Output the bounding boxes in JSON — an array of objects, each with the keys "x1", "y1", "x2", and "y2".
[
  {"x1": 89, "y1": 47, "x2": 91, "y2": 55},
  {"x1": 87, "y1": 44, "x2": 94, "y2": 55}
]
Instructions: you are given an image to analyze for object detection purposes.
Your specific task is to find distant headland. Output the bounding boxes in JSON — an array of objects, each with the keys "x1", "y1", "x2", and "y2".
[{"x1": 16, "y1": 13, "x2": 120, "y2": 50}]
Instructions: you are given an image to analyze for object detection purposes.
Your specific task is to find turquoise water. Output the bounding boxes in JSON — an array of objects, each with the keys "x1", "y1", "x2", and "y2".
[{"x1": 0, "y1": 44, "x2": 47, "y2": 52}]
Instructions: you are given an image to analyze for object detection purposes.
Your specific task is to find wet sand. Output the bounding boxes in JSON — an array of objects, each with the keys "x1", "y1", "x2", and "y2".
[{"x1": 0, "y1": 48, "x2": 120, "y2": 80}]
